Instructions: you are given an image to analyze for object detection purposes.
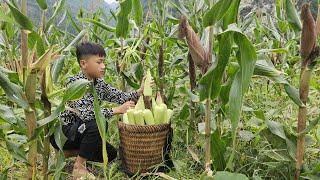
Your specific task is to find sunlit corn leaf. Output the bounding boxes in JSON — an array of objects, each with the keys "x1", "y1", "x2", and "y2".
[
  {"x1": 31, "y1": 46, "x2": 56, "y2": 71},
  {"x1": 0, "y1": 8, "x2": 17, "y2": 25}
]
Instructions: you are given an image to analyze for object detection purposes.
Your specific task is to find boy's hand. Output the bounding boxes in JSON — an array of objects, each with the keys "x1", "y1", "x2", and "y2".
[{"x1": 112, "y1": 101, "x2": 135, "y2": 114}]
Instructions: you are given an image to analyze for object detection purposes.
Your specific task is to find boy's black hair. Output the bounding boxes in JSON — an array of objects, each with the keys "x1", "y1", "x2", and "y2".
[{"x1": 76, "y1": 42, "x2": 106, "y2": 64}]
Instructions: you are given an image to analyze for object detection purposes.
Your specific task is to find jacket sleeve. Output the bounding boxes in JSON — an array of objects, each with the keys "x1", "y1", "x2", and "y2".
[{"x1": 96, "y1": 79, "x2": 139, "y2": 104}]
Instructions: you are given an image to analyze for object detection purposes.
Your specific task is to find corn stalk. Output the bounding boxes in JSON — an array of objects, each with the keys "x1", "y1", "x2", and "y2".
[
  {"x1": 40, "y1": 70, "x2": 51, "y2": 180},
  {"x1": 295, "y1": 4, "x2": 320, "y2": 179},
  {"x1": 21, "y1": 0, "x2": 28, "y2": 84},
  {"x1": 24, "y1": 69, "x2": 38, "y2": 179},
  {"x1": 188, "y1": 53, "x2": 197, "y2": 137},
  {"x1": 19, "y1": 0, "x2": 38, "y2": 178}
]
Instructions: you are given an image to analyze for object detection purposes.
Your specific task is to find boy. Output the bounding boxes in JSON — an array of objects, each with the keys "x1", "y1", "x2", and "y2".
[{"x1": 50, "y1": 42, "x2": 145, "y2": 178}]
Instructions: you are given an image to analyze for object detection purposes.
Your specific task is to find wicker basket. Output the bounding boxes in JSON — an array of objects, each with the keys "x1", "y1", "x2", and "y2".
[{"x1": 118, "y1": 121, "x2": 171, "y2": 174}]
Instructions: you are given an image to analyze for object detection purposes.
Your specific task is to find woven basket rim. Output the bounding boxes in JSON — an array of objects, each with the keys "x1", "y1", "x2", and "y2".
[{"x1": 118, "y1": 121, "x2": 170, "y2": 133}]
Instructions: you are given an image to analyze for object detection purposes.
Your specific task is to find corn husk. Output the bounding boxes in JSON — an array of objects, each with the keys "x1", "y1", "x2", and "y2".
[
  {"x1": 165, "y1": 109, "x2": 173, "y2": 124},
  {"x1": 178, "y1": 15, "x2": 209, "y2": 73},
  {"x1": 300, "y1": 3, "x2": 316, "y2": 60},
  {"x1": 143, "y1": 70, "x2": 152, "y2": 96},
  {"x1": 127, "y1": 109, "x2": 135, "y2": 125},
  {"x1": 143, "y1": 109, "x2": 155, "y2": 125},
  {"x1": 135, "y1": 95, "x2": 145, "y2": 110},
  {"x1": 123, "y1": 113, "x2": 129, "y2": 124},
  {"x1": 152, "y1": 97, "x2": 157, "y2": 114},
  {"x1": 154, "y1": 105, "x2": 165, "y2": 124},
  {"x1": 156, "y1": 92, "x2": 163, "y2": 105},
  {"x1": 134, "y1": 110, "x2": 145, "y2": 125}
]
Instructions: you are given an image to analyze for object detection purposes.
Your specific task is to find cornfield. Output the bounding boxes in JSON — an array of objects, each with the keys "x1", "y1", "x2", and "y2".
[{"x1": 0, "y1": 0, "x2": 319, "y2": 179}]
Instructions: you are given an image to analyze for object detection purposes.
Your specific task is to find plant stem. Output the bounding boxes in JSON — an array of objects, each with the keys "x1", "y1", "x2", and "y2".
[
  {"x1": 158, "y1": 41, "x2": 166, "y2": 102},
  {"x1": 294, "y1": 46, "x2": 319, "y2": 179},
  {"x1": 204, "y1": 0, "x2": 215, "y2": 172},
  {"x1": 188, "y1": 53, "x2": 196, "y2": 141},
  {"x1": 21, "y1": 0, "x2": 28, "y2": 85},
  {"x1": 294, "y1": 65, "x2": 312, "y2": 179},
  {"x1": 205, "y1": 98, "x2": 211, "y2": 171},
  {"x1": 41, "y1": 71, "x2": 51, "y2": 180},
  {"x1": 25, "y1": 70, "x2": 38, "y2": 179}
]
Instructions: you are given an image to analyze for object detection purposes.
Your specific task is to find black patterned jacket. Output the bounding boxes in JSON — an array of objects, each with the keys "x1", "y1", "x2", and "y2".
[{"x1": 60, "y1": 72, "x2": 139, "y2": 125}]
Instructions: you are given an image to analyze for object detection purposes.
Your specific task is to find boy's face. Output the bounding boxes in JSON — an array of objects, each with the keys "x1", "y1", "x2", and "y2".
[{"x1": 79, "y1": 55, "x2": 105, "y2": 79}]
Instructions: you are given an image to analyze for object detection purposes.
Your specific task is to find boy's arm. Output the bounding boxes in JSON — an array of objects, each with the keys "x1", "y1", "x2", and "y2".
[
  {"x1": 67, "y1": 100, "x2": 115, "y2": 121},
  {"x1": 97, "y1": 80, "x2": 140, "y2": 104}
]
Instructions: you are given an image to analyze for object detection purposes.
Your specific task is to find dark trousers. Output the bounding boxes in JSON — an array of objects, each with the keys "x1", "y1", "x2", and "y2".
[{"x1": 50, "y1": 120, "x2": 117, "y2": 162}]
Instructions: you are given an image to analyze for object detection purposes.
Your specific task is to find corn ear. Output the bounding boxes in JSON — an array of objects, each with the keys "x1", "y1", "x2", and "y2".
[
  {"x1": 156, "y1": 92, "x2": 163, "y2": 105},
  {"x1": 134, "y1": 110, "x2": 145, "y2": 125},
  {"x1": 143, "y1": 70, "x2": 152, "y2": 96},
  {"x1": 154, "y1": 105, "x2": 165, "y2": 124},
  {"x1": 127, "y1": 109, "x2": 135, "y2": 125},
  {"x1": 143, "y1": 109, "x2": 155, "y2": 125},
  {"x1": 165, "y1": 109, "x2": 173, "y2": 124},
  {"x1": 152, "y1": 97, "x2": 157, "y2": 114},
  {"x1": 135, "y1": 95, "x2": 145, "y2": 110},
  {"x1": 123, "y1": 113, "x2": 129, "y2": 124}
]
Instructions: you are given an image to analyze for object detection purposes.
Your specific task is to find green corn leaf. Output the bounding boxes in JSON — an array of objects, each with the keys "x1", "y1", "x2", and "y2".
[
  {"x1": 132, "y1": 0, "x2": 143, "y2": 27},
  {"x1": 54, "y1": 120, "x2": 67, "y2": 151},
  {"x1": 51, "y1": 56, "x2": 65, "y2": 84},
  {"x1": 45, "y1": 0, "x2": 65, "y2": 32},
  {"x1": 67, "y1": 10, "x2": 81, "y2": 33},
  {"x1": 37, "y1": 103, "x2": 64, "y2": 128},
  {"x1": 6, "y1": 1, "x2": 33, "y2": 31},
  {"x1": 211, "y1": 131, "x2": 226, "y2": 171},
  {"x1": 202, "y1": 0, "x2": 233, "y2": 27},
  {"x1": 91, "y1": 83, "x2": 108, "y2": 176},
  {"x1": 28, "y1": 31, "x2": 45, "y2": 56},
  {"x1": 213, "y1": 171, "x2": 248, "y2": 180},
  {"x1": 285, "y1": 0, "x2": 302, "y2": 30},
  {"x1": 63, "y1": 29, "x2": 87, "y2": 52},
  {"x1": 36, "y1": 0, "x2": 48, "y2": 10},
  {"x1": 0, "y1": 9, "x2": 17, "y2": 25},
  {"x1": 37, "y1": 79, "x2": 89, "y2": 127},
  {"x1": 253, "y1": 60, "x2": 304, "y2": 107},
  {"x1": 0, "y1": 71, "x2": 29, "y2": 109},
  {"x1": 0, "y1": 104, "x2": 17, "y2": 124},
  {"x1": 199, "y1": 32, "x2": 233, "y2": 101},
  {"x1": 62, "y1": 79, "x2": 90, "y2": 102},
  {"x1": 116, "y1": 0, "x2": 132, "y2": 38},
  {"x1": 80, "y1": 18, "x2": 115, "y2": 32}
]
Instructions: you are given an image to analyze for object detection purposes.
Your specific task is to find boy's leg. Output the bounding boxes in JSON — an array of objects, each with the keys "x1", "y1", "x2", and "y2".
[{"x1": 78, "y1": 120, "x2": 118, "y2": 163}]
